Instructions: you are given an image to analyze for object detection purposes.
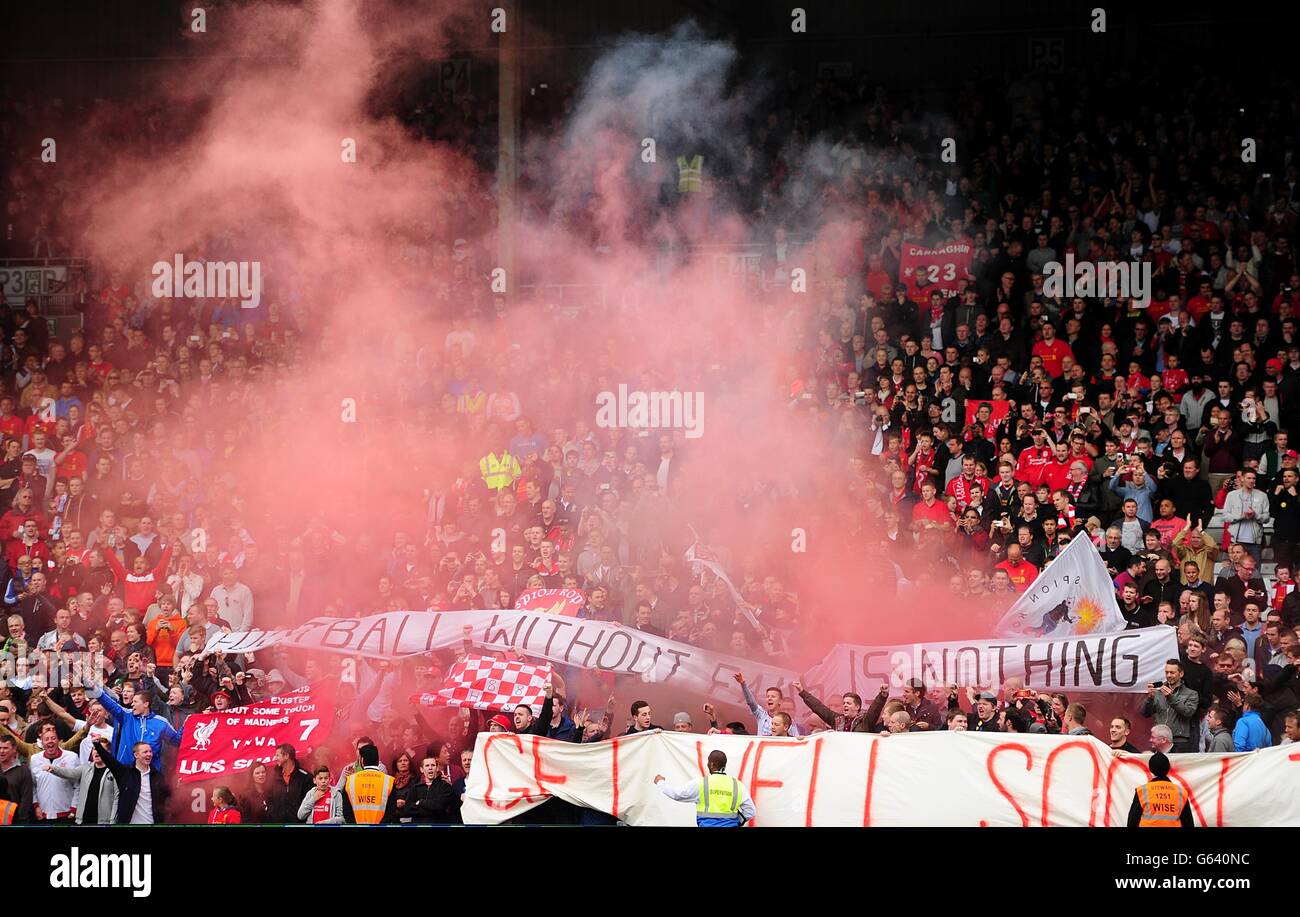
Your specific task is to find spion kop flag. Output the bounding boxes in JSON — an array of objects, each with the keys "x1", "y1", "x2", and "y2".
[
  {"x1": 898, "y1": 241, "x2": 973, "y2": 302},
  {"x1": 994, "y1": 535, "x2": 1127, "y2": 638},
  {"x1": 176, "y1": 680, "x2": 336, "y2": 783},
  {"x1": 411, "y1": 654, "x2": 551, "y2": 713},
  {"x1": 514, "y1": 588, "x2": 585, "y2": 616}
]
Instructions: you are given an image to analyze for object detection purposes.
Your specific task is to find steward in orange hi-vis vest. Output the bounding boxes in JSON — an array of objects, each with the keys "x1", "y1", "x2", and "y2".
[
  {"x1": 341, "y1": 745, "x2": 398, "y2": 825},
  {"x1": 1127, "y1": 751, "x2": 1194, "y2": 828}
]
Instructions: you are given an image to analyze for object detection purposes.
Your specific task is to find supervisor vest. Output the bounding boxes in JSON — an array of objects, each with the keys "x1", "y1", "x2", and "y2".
[{"x1": 696, "y1": 772, "x2": 741, "y2": 827}]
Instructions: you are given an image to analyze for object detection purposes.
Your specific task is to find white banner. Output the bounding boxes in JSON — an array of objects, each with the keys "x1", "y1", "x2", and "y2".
[
  {"x1": 462, "y1": 730, "x2": 1300, "y2": 827},
  {"x1": 204, "y1": 614, "x2": 1177, "y2": 701},
  {"x1": 995, "y1": 534, "x2": 1127, "y2": 637},
  {"x1": 802, "y1": 626, "x2": 1178, "y2": 696},
  {"x1": 199, "y1": 610, "x2": 799, "y2": 702}
]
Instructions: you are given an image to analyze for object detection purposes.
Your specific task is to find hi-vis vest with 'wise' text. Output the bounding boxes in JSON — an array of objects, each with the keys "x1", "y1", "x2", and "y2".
[
  {"x1": 1136, "y1": 780, "x2": 1186, "y2": 827},
  {"x1": 345, "y1": 769, "x2": 394, "y2": 824}
]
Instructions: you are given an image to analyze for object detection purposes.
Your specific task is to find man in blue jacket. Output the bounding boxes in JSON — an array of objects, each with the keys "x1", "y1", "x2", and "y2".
[
  {"x1": 88, "y1": 680, "x2": 181, "y2": 766},
  {"x1": 1232, "y1": 695, "x2": 1271, "y2": 751}
]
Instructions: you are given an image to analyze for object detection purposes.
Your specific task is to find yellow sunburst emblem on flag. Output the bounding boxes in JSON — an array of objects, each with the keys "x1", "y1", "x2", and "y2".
[{"x1": 1073, "y1": 596, "x2": 1104, "y2": 633}]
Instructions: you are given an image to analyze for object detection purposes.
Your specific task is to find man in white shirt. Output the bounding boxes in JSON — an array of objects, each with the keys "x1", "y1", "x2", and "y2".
[
  {"x1": 167, "y1": 553, "x2": 205, "y2": 615},
  {"x1": 209, "y1": 565, "x2": 254, "y2": 631},
  {"x1": 30, "y1": 722, "x2": 81, "y2": 822},
  {"x1": 655, "y1": 435, "x2": 675, "y2": 497},
  {"x1": 93, "y1": 737, "x2": 165, "y2": 824},
  {"x1": 174, "y1": 601, "x2": 222, "y2": 657},
  {"x1": 1222, "y1": 470, "x2": 1271, "y2": 564},
  {"x1": 73, "y1": 701, "x2": 115, "y2": 764},
  {"x1": 1281, "y1": 711, "x2": 1298, "y2": 746},
  {"x1": 24, "y1": 429, "x2": 57, "y2": 485}
]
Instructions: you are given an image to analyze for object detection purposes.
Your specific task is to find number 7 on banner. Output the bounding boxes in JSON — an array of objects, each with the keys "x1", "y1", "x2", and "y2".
[{"x1": 299, "y1": 719, "x2": 319, "y2": 741}]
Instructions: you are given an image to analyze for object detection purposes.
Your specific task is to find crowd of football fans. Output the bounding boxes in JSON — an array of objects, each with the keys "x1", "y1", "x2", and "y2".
[{"x1": 1, "y1": 54, "x2": 1299, "y2": 825}]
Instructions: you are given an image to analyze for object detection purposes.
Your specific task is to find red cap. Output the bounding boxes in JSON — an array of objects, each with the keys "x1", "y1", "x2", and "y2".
[
  {"x1": 1266, "y1": 358, "x2": 1284, "y2": 374},
  {"x1": 489, "y1": 714, "x2": 513, "y2": 731},
  {"x1": 1284, "y1": 449, "x2": 1299, "y2": 460}
]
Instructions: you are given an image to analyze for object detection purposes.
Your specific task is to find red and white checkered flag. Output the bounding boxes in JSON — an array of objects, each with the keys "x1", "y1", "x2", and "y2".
[{"x1": 410, "y1": 655, "x2": 552, "y2": 713}]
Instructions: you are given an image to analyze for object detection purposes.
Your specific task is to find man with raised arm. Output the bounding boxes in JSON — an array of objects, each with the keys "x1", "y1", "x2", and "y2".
[
  {"x1": 791, "y1": 680, "x2": 888, "y2": 732},
  {"x1": 732, "y1": 672, "x2": 800, "y2": 737}
]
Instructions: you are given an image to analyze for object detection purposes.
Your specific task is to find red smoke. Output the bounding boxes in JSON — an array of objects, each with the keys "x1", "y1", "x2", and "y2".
[{"x1": 32, "y1": 0, "x2": 1139, "y2": 772}]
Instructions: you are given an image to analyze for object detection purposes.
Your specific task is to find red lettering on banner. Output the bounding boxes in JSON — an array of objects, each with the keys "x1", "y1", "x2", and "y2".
[
  {"x1": 982, "y1": 743, "x2": 1033, "y2": 827},
  {"x1": 610, "y1": 737, "x2": 620, "y2": 820},
  {"x1": 804, "y1": 737, "x2": 823, "y2": 828},
  {"x1": 1215, "y1": 757, "x2": 1234, "y2": 828},
  {"x1": 1040, "y1": 740, "x2": 1101, "y2": 826},
  {"x1": 747, "y1": 740, "x2": 795, "y2": 828},
  {"x1": 1165, "y1": 763, "x2": 1207, "y2": 827},
  {"x1": 481, "y1": 733, "x2": 538, "y2": 810},
  {"x1": 737, "y1": 742, "x2": 754, "y2": 789},
  {"x1": 862, "y1": 739, "x2": 881, "y2": 827},
  {"x1": 532, "y1": 736, "x2": 567, "y2": 796},
  {"x1": 1102, "y1": 757, "x2": 1150, "y2": 826},
  {"x1": 695, "y1": 740, "x2": 705, "y2": 777}
]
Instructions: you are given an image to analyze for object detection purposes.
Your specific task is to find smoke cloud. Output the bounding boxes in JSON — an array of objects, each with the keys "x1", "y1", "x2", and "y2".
[{"x1": 25, "y1": 1, "x2": 1142, "y2": 801}]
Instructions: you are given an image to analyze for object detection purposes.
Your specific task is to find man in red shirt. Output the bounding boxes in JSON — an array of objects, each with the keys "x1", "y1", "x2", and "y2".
[
  {"x1": 105, "y1": 540, "x2": 174, "y2": 614},
  {"x1": 945, "y1": 455, "x2": 990, "y2": 511},
  {"x1": 0, "y1": 488, "x2": 47, "y2": 547},
  {"x1": 1149, "y1": 498, "x2": 1185, "y2": 549},
  {"x1": 1066, "y1": 431, "x2": 1094, "y2": 472},
  {"x1": 5, "y1": 519, "x2": 50, "y2": 569},
  {"x1": 52, "y1": 434, "x2": 88, "y2": 483},
  {"x1": 1015, "y1": 428, "x2": 1054, "y2": 487},
  {"x1": 1185, "y1": 279, "x2": 1214, "y2": 322},
  {"x1": 0, "y1": 396, "x2": 23, "y2": 440},
  {"x1": 1041, "y1": 440, "x2": 1075, "y2": 492},
  {"x1": 1160, "y1": 352, "x2": 1188, "y2": 397},
  {"x1": 911, "y1": 482, "x2": 953, "y2": 531},
  {"x1": 1032, "y1": 322, "x2": 1074, "y2": 379},
  {"x1": 994, "y1": 543, "x2": 1039, "y2": 592}
]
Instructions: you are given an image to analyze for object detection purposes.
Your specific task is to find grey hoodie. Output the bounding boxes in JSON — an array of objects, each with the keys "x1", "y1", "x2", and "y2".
[
  {"x1": 48, "y1": 760, "x2": 119, "y2": 825},
  {"x1": 1206, "y1": 726, "x2": 1235, "y2": 754}
]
